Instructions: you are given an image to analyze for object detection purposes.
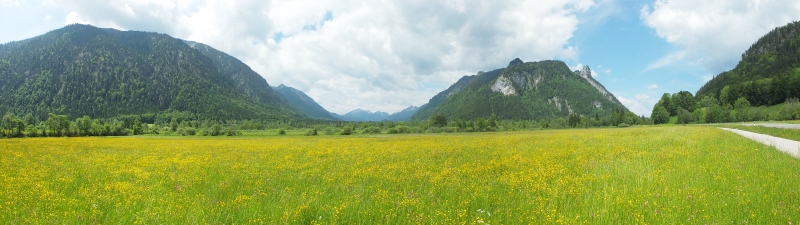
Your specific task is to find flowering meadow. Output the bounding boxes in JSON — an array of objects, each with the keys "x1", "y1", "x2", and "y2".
[{"x1": 1, "y1": 126, "x2": 799, "y2": 224}]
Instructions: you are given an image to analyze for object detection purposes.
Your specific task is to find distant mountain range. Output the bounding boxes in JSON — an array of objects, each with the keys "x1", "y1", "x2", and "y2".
[{"x1": 0, "y1": 24, "x2": 627, "y2": 122}]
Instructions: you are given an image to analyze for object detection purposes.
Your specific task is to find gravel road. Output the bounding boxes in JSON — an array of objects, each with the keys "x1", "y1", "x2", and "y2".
[
  {"x1": 741, "y1": 123, "x2": 800, "y2": 129},
  {"x1": 720, "y1": 128, "x2": 800, "y2": 159}
]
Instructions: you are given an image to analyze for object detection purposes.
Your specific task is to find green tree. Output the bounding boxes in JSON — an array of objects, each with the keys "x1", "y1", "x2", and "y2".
[
  {"x1": 76, "y1": 115, "x2": 92, "y2": 136},
  {"x1": 651, "y1": 106, "x2": 670, "y2": 124},
  {"x1": 734, "y1": 97, "x2": 751, "y2": 122},
  {"x1": 673, "y1": 91, "x2": 696, "y2": 112},
  {"x1": 658, "y1": 93, "x2": 676, "y2": 116},
  {"x1": 676, "y1": 108, "x2": 694, "y2": 124},
  {"x1": 132, "y1": 117, "x2": 143, "y2": 135},
  {"x1": 430, "y1": 115, "x2": 448, "y2": 127}
]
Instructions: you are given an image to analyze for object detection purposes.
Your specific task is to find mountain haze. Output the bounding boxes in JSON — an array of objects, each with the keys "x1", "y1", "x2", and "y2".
[
  {"x1": 412, "y1": 59, "x2": 627, "y2": 120},
  {"x1": 334, "y1": 109, "x2": 391, "y2": 122}
]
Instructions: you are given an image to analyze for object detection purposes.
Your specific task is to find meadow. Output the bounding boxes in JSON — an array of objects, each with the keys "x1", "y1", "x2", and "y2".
[{"x1": 1, "y1": 126, "x2": 800, "y2": 224}]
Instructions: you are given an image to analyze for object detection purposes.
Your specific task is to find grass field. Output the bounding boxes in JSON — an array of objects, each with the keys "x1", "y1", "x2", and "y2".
[
  {"x1": 721, "y1": 125, "x2": 800, "y2": 142},
  {"x1": 2, "y1": 126, "x2": 800, "y2": 224}
]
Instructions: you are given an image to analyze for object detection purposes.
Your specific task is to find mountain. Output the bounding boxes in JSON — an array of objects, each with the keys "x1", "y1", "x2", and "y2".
[
  {"x1": 272, "y1": 84, "x2": 338, "y2": 120},
  {"x1": 383, "y1": 105, "x2": 423, "y2": 121},
  {"x1": 0, "y1": 24, "x2": 301, "y2": 120},
  {"x1": 334, "y1": 109, "x2": 390, "y2": 122},
  {"x1": 696, "y1": 21, "x2": 800, "y2": 106},
  {"x1": 411, "y1": 58, "x2": 627, "y2": 121}
]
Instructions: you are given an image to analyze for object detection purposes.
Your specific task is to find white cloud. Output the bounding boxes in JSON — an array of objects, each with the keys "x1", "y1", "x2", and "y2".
[
  {"x1": 43, "y1": 15, "x2": 54, "y2": 23},
  {"x1": 604, "y1": 68, "x2": 611, "y2": 74},
  {"x1": 617, "y1": 93, "x2": 657, "y2": 117},
  {"x1": 38, "y1": 0, "x2": 595, "y2": 114},
  {"x1": 643, "y1": 50, "x2": 685, "y2": 71},
  {"x1": 647, "y1": 84, "x2": 658, "y2": 89},
  {"x1": 641, "y1": 0, "x2": 800, "y2": 73}
]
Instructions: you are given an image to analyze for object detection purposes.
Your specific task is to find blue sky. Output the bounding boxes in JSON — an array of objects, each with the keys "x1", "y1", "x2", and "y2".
[{"x1": 2, "y1": 0, "x2": 799, "y2": 116}]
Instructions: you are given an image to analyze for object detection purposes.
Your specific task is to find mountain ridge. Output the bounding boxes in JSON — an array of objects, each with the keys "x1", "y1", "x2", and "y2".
[
  {"x1": 411, "y1": 59, "x2": 628, "y2": 121},
  {"x1": 0, "y1": 24, "x2": 301, "y2": 120}
]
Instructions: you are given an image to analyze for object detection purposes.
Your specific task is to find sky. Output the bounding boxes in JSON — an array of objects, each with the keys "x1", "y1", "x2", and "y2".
[{"x1": 2, "y1": 0, "x2": 800, "y2": 116}]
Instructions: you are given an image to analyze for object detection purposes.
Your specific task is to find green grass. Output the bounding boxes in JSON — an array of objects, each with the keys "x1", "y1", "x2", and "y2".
[
  {"x1": 1, "y1": 126, "x2": 799, "y2": 224},
  {"x1": 721, "y1": 124, "x2": 800, "y2": 141}
]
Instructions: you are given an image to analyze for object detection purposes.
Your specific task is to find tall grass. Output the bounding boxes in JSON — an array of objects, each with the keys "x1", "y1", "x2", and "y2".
[{"x1": 1, "y1": 126, "x2": 798, "y2": 224}]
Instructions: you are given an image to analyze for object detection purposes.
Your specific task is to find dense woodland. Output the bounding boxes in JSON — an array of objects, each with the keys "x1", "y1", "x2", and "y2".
[
  {"x1": 0, "y1": 24, "x2": 301, "y2": 122},
  {"x1": 697, "y1": 21, "x2": 800, "y2": 107},
  {"x1": 655, "y1": 21, "x2": 800, "y2": 124},
  {"x1": 0, "y1": 107, "x2": 649, "y2": 139}
]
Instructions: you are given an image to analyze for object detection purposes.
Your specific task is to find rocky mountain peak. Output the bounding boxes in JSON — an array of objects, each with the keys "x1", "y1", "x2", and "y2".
[
  {"x1": 579, "y1": 65, "x2": 592, "y2": 79},
  {"x1": 509, "y1": 58, "x2": 524, "y2": 66}
]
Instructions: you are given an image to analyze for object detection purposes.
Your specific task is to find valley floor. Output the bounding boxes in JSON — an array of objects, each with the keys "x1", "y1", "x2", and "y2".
[{"x1": 1, "y1": 126, "x2": 799, "y2": 224}]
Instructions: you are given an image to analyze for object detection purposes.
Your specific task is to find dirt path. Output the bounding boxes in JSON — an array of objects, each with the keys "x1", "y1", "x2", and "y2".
[
  {"x1": 720, "y1": 128, "x2": 800, "y2": 159},
  {"x1": 741, "y1": 123, "x2": 800, "y2": 129}
]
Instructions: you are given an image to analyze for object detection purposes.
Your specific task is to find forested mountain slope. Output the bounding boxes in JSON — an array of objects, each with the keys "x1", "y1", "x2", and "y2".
[
  {"x1": 0, "y1": 24, "x2": 301, "y2": 120},
  {"x1": 412, "y1": 59, "x2": 627, "y2": 120},
  {"x1": 272, "y1": 84, "x2": 339, "y2": 120},
  {"x1": 696, "y1": 21, "x2": 800, "y2": 106}
]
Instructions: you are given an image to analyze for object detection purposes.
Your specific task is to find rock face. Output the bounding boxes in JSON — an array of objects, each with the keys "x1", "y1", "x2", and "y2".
[
  {"x1": 491, "y1": 76, "x2": 517, "y2": 96},
  {"x1": 575, "y1": 65, "x2": 619, "y2": 103}
]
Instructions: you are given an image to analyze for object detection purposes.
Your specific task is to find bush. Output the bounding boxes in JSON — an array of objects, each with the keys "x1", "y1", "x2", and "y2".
[
  {"x1": 617, "y1": 123, "x2": 631, "y2": 128},
  {"x1": 305, "y1": 128, "x2": 318, "y2": 136},
  {"x1": 361, "y1": 126, "x2": 382, "y2": 134},
  {"x1": 386, "y1": 127, "x2": 399, "y2": 134},
  {"x1": 277, "y1": 129, "x2": 286, "y2": 135},
  {"x1": 396, "y1": 126, "x2": 412, "y2": 134},
  {"x1": 183, "y1": 127, "x2": 196, "y2": 136},
  {"x1": 340, "y1": 126, "x2": 353, "y2": 135}
]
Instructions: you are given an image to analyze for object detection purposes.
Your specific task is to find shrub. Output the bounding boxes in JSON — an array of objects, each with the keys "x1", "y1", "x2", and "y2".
[
  {"x1": 305, "y1": 128, "x2": 318, "y2": 136},
  {"x1": 361, "y1": 126, "x2": 382, "y2": 134},
  {"x1": 277, "y1": 129, "x2": 286, "y2": 135},
  {"x1": 340, "y1": 126, "x2": 353, "y2": 135},
  {"x1": 386, "y1": 127, "x2": 399, "y2": 134},
  {"x1": 396, "y1": 126, "x2": 412, "y2": 134},
  {"x1": 617, "y1": 123, "x2": 631, "y2": 128}
]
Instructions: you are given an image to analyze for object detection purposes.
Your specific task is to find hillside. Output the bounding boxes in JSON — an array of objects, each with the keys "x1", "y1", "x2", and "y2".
[
  {"x1": 412, "y1": 59, "x2": 627, "y2": 120},
  {"x1": 696, "y1": 21, "x2": 800, "y2": 106},
  {"x1": 0, "y1": 24, "x2": 301, "y2": 120},
  {"x1": 272, "y1": 84, "x2": 338, "y2": 120}
]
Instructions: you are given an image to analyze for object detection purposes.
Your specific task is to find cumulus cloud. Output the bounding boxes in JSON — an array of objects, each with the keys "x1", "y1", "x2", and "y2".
[
  {"x1": 641, "y1": 0, "x2": 800, "y2": 73},
  {"x1": 617, "y1": 93, "x2": 656, "y2": 116},
  {"x1": 647, "y1": 84, "x2": 658, "y2": 89},
  {"x1": 45, "y1": 0, "x2": 595, "y2": 114}
]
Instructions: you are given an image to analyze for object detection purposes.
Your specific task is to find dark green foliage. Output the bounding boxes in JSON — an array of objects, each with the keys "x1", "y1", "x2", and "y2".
[
  {"x1": 361, "y1": 126, "x2": 382, "y2": 134},
  {"x1": 277, "y1": 129, "x2": 287, "y2": 135},
  {"x1": 651, "y1": 106, "x2": 669, "y2": 125},
  {"x1": 567, "y1": 113, "x2": 581, "y2": 128},
  {"x1": 340, "y1": 126, "x2": 353, "y2": 135},
  {"x1": 697, "y1": 21, "x2": 800, "y2": 107},
  {"x1": 672, "y1": 91, "x2": 696, "y2": 112},
  {"x1": 0, "y1": 24, "x2": 301, "y2": 121},
  {"x1": 430, "y1": 115, "x2": 447, "y2": 127},
  {"x1": 305, "y1": 128, "x2": 318, "y2": 136},
  {"x1": 677, "y1": 108, "x2": 694, "y2": 124}
]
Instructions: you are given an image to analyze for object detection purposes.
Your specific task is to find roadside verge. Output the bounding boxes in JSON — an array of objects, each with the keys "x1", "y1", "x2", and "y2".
[{"x1": 720, "y1": 128, "x2": 800, "y2": 159}]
